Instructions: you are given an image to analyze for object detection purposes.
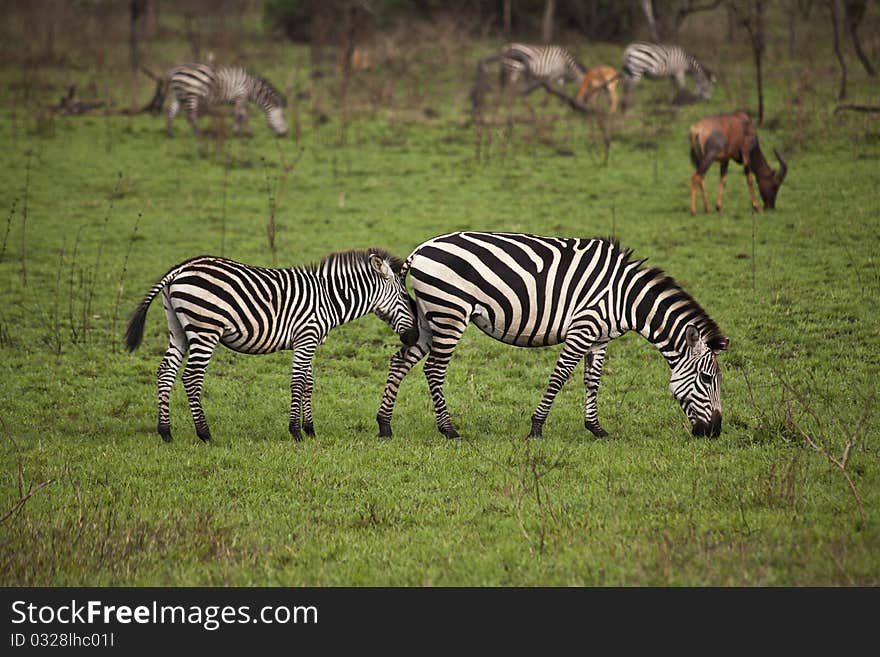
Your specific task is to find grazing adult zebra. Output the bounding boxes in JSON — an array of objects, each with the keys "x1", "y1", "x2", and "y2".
[
  {"x1": 621, "y1": 42, "x2": 714, "y2": 104},
  {"x1": 165, "y1": 63, "x2": 288, "y2": 137},
  {"x1": 125, "y1": 250, "x2": 418, "y2": 442},
  {"x1": 472, "y1": 43, "x2": 586, "y2": 109},
  {"x1": 376, "y1": 232, "x2": 729, "y2": 440},
  {"x1": 499, "y1": 43, "x2": 586, "y2": 88}
]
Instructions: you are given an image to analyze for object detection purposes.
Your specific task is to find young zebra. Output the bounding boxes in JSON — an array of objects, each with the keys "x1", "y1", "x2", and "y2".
[
  {"x1": 166, "y1": 63, "x2": 288, "y2": 137},
  {"x1": 125, "y1": 250, "x2": 418, "y2": 442},
  {"x1": 376, "y1": 232, "x2": 729, "y2": 440},
  {"x1": 621, "y1": 42, "x2": 714, "y2": 105}
]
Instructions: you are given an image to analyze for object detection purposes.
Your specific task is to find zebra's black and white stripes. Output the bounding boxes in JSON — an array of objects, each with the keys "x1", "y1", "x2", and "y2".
[
  {"x1": 125, "y1": 250, "x2": 418, "y2": 442},
  {"x1": 166, "y1": 63, "x2": 288, "y2": 137},
  {"x1": 499, "y1": 43, "x2": 586, "y2": 89},
  {"x1": 621, "y1": 42, "x2": 714, "y2": 101},
  {"x1": 376, "y1": 232, "x2": 729, "y2": 440}
]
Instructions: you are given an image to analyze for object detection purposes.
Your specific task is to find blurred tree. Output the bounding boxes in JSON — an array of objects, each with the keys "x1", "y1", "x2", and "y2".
[
  {"x1": 729, "y1": 0, "x2": 767, "y2": 124},
  {"x1": 827, "y1": 0, "x2": 847, "y2": 99},
  {"x1": 541, "y1": 0, "x2": 556, "y2": 42},
  {"x1": 845, "y1": 0, "x2": 876, "y2": 76},
  {"x1": 641, "y1": 0, "x2": 725, "y2": 41}
]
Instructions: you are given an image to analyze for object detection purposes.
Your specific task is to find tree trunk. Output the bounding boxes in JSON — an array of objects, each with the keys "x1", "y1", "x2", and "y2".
[
  {"x1": 828, "y1": 0, "x2": 847, "y2": 99},
  {"x1": 732, "y1": 0, "x2": 767, "y2": 125},
  {"x1": 130, "y1": 0, "x2": 144, "y2": 75},
  {"x1": 541, "y1": 0, "x2": 556, "y2": 43},
  {"x1": 640, "y1": 0, "x2": 660, "y2": 41},
  {"x1": 503, "y1": 0, "x2": 512, "y2": 37},
  {"x1": 845, "y1": 0, "x2": 877, "y2": 76}
]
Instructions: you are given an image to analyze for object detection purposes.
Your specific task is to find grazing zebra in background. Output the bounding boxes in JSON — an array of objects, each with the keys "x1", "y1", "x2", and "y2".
[
  {"x1": 166, "y1": 63, "x2": 288, "y2": 137},
  {"x1": 472, "y1": 43, "x2": 586, "y2": 109},
  {"x1": 376, "y1": 232, "x2": 729, "y2": 440},
  {"x1": 125, "y1": 250, "x2": 418, "y2": 442},
  {"x1": 499, "y1": 43, "x2": 586, "y2": 88},
  {"x1": 621, "y1": 42, "x2": 714, "y2": 105}
]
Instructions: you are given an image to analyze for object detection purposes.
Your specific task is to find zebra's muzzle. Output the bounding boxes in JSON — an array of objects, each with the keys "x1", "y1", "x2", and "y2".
[
  {"x1": 692, "y1": 410, "x2": 722, "y2": 437},
  {"x1": 400, "y1": 326, "x2": 419, "y2": 346}
]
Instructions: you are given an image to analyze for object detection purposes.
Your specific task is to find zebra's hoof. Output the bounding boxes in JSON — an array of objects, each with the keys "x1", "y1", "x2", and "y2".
[
  {"x1": 197, "y1": 430, "x2": 212, "y2": 442},
  {"x1": 289, "y1": 424, "x2": 302, "y2": 442},
  {"x1": 302, "y1": 422, "x2": 315, "y2": 437},
  {"x1": 441, "y1": 426, "x2": 460, "y2": 440},
  {"x1": 377, "y1": 420, "x2": 393, "y2": 438},
  {"x1": 527, "y1": 419, "x2": 543, "y2": 439},
  {"x1": 585, "y1": 423, "x2": 609, "y2": 438},
  {"x1": 157, "y1": 424, "x2": 173, "y2": 443}
]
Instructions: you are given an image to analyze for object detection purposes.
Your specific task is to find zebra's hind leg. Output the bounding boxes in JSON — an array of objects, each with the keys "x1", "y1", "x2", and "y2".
[
  {"x1": 583, "y1": 345, "x2": 609, "y2": 438},
  {"x1": 376, "y1": 342, "x2": 429, "y2": 438},
  {"x1": 181, "y1": 333, "x2": 220, "y2": 442},
  {"x1": 529, "y1": 339, "x2": 590, "y2": 438},
  {"x1": 156, "y1": 294, "x2": 188, "y2": 442}
]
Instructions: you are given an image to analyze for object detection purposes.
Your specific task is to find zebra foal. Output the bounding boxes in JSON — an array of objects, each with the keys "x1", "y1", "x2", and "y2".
[
  {"x1": 166, "y1": 63, "x2": 288, "y2": 137},
  {"x1": 125, "y1": 250, "x2": 418, "y2": 442},
  {"x1": 376, "y1": 232, "x2": 729, "y2": 440}
]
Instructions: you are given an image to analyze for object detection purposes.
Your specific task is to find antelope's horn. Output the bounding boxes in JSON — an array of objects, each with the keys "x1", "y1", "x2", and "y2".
[{"x1": 774, "y1": 148, "x2": 788, "y2": 182}]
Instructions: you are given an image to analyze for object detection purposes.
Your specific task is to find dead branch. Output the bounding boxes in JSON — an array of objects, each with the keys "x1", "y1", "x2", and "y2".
[
  {"x1": 0, "y1": 478, "x2": 56, "y2": 524},
  {"x1": 51, "y1": 85, "x2": 107, "y2": 115},
  {"x1": 538, "y1": 81, "x2": 604, "y2": 115},
  {"x1": 834, "y1": 104, "x2": 880, "y2": 113},
  {"x1": 778, "y1": 376, "x2": 868, "y2": 527}
]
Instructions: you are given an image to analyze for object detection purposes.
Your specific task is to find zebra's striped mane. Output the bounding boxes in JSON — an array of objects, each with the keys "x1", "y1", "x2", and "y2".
[
  {"x1": 251, "y1": 73, "x2": 287, "y2": 107},
  {"x1": 319, "y1": 248, "x2": 405, "y2": 275},
  {"x1": 606, "y1": 238, "x2": 727, "y2": 351}
]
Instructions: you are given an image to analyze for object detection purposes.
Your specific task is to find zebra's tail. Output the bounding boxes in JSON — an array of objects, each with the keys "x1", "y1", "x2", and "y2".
[{"x1": 124, "y1": 256, "x2": 207, "y2": 352}]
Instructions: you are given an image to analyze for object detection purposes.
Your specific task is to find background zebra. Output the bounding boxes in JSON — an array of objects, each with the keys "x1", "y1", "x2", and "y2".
[
  {"x1": 499, "y1": 43, "x2": 586, "y2": 88},
  {"x1": 621, "y1": 42, "x2": 714, "y2": 105},
  {"x1": 376, "y1": 232, "x2": 729, "y2": 440},
  {"x1": 125, "y1": 250, "x2": 418, "y2": 442},
  {"x1": 166, "y1": 63, "x2": 288, "y2": 137},
  {"x1": 472, "y1": 43, "x2": 586, "y2": 109}
]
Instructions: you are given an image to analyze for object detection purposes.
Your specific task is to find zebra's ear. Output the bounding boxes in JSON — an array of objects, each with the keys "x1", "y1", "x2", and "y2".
[
  {"x1": 369, "y1": 254, "x2": 393, "y2": 281},
  {"x1": 709, "y1": 335, "x2": 730, "y2": 353},
  {"x1": 685, "y1": 324, "x2": 702, "y2": 351}
]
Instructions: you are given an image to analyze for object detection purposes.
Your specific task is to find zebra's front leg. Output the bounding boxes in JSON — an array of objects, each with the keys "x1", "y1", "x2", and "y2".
[
  {"x1": 301, "y1": 361, "x2": 315, "y2": 437},
  {"x1": 583, "y1": 345, "x2": 609, "y2": 438},
  {"x1": 180, "y1": 336, "x2": 219, "y2": 442},
  {"x1": 185, "y1": 98, "x2": 201, "y2": 137},
  {"x1": 529, "y1": 340, "x2": 589, "y2": 438},
  {"x1": 166, "y1": 96, "x2": 180, "y2": 138},
  {"x1": 423, "y1": 351, "x2": 460, "y2": 439},
  {"x1": 233, "y1": 98, "x2": 249, "y2": 137},
  {"x1": 376, "y1": 342, "x2": 429, "y2": 438},
  {"x1": 289, "y1": 341, "x2": 317, "y2": 441}
]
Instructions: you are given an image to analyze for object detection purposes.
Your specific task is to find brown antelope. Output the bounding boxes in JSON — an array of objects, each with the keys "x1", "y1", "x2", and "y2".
[
  {"x1": 689, "y1": 111, "x2": 787, "y2": 214},
  {"x1": 575, "y1": 65, "x2": 619, "y2": 113}
]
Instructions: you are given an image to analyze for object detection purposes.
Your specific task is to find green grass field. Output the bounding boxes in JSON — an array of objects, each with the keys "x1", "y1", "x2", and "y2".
[{"x1": 1, "y1": 7, "x2": 878, "y2": 585}]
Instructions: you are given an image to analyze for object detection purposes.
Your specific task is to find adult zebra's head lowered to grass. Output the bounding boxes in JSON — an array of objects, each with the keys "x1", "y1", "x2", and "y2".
[{"x1": 376, "y1": 232, "x2": 730, "y2": 440}]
